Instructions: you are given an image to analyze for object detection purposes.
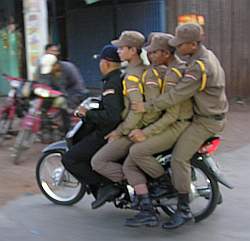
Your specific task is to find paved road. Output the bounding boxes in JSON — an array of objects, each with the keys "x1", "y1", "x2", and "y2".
[{"x1": 0, "y1": 144, "x2": 250, "y2": 241}]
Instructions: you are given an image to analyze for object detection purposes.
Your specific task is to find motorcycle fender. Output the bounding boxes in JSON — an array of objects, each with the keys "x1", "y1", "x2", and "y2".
[
  {"x1": 203, "y1": 156, "x2": 234, "y2": 189},
  {"x1": 42, "y1": 140, "x2": 68, "y2": 153}
]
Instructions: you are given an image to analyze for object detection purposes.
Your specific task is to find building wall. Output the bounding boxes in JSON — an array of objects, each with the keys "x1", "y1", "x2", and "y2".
[
  {"x1": 167, "y1": 0, "x2": 250, "y2": 98},
  {"x1": 66, "y1": 0, "x2": 166, "y2": 88}
]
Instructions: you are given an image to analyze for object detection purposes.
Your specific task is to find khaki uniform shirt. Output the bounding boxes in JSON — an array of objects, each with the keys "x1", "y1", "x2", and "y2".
[
  {"x1": 143, "y1": 57, "x2": 193, "y2": 138},
  {"x1": 116, "y1": 60, "x2": 146, "y2": 135},
  {"x1": 145, "y1": 45, "x2": 228, "y2": 131},
  {"x1": 116, "y1": 61, "x2": 167, "y2": 136},
  {"x1": 141, "y1": 65, "x2": 167, "y2": 126}
]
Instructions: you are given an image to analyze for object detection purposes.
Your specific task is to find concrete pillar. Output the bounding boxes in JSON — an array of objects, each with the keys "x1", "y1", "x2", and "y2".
[{"x1": 23, "y1": 0, "x2": 48, "y2": 80}]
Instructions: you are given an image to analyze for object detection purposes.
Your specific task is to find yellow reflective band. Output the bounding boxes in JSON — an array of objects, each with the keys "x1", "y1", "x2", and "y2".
[
  {"x1": 127, "y1": 75, "x2": 144, "y2": 94},
  {"x1": 127, "y1": 75, "x2": 140, "y2": 83},
  {"x1": 122, "y1": 79, "x2": 127, "y2": 96},
  {"x1": 123, "y1": 77, "x2": 144, "y2": 95},
  {"x1": 152, "y1": 68, "x2": 163, "y2": 93},
  {"x1": 141, "y1": 70, "x2": 148, "y2": 84},
  {"x1": 196, "y1": 60, "x2": 207, "y2": 92},
  {"x1": 171, "y1": 67, "x2": 183, "y2": 78},
  {"x1": 138, "y1": 83, "x2": 144, "y2": 94}
]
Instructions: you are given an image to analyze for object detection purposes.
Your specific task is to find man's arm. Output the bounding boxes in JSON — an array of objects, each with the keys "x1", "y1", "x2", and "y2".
[
  {"x1": 133, "y1": 63, "x2": 202, "y2": 112},
  {"x1": 115, "y1": 76, "x2": 144, "y2": 136},
  {"x1": 143, "y1": 104, "x2": 180, "y2": 138},
  {"x1": 85, "y1": 85, "x2": 123, "y2": 126}
]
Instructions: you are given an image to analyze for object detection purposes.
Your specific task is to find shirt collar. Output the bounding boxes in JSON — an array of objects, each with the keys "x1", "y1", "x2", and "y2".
[
  {"x1": 102, "y1": 68, "x2": 121, "y2": 82},
  {"x1": 187, "y1": 44, "x2": 206, "y2": 64}
]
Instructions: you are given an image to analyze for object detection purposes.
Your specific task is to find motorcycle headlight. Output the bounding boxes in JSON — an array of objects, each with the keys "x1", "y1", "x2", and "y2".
[
  {"x1": 34, "y1": 87, "x2": 50, "y2": 98},
  {"x1": 10, "y1": 80, "x2": 21, "y2": 88}
]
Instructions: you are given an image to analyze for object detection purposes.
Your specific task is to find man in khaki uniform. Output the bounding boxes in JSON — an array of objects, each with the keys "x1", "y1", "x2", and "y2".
[
  {"x1": 91, "y1": 31, "x2": 164, "y2": 209},
  {"x1": 123, "y1": 34, "x2": 193, "y2": 227},
  {"x1": 132, "y1": 23, "x2": 229, "y2": 229}
]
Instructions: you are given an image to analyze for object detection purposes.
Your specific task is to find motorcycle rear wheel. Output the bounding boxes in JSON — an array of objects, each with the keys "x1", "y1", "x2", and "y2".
[
  {"x1": 160, "y1": 159, "x2": 219, "y2": 223},
  {"x1": 36, "y1": 151, "x2": 86, "y2": 205}
]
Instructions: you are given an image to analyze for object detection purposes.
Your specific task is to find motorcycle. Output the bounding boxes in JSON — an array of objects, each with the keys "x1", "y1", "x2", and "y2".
[
  {"x1": 11, "y1": 82, "x2": 77, "y2": 164},
  {"x1": 0, "y1": 74, "x2": 28, "y2": 143},
  {"x1": 36, "y1": 97, "x2": 233, "y2": 224}
]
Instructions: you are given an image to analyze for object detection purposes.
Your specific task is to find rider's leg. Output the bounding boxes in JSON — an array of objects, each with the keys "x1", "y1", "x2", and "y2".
[
  {"x1": 62, "y1": 131, "x2": 108, "y2": 186},
  {"x1": 90, "y1": 137, "x2": 133, "y2": 209},
  {"x1": 125, "y1": 123, "x2": 189, "y2": 197},
  {"x1": 53, "y1": 96, "x2": 70, "y2": 133},
  {"x1": 162, "y1": 121, "x2": 214, "y2": 229},
  {"x1": 123, "y1": 156, "x2": 158, "y2": 227},
  {"x1": 91, "y1": 137, "x2": 133, "y2": 182}
]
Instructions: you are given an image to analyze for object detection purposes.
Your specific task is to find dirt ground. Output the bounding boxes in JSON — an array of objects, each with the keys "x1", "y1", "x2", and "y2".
[{"x1": 0, "y1": 99, "x2": 250, "y2": 207}]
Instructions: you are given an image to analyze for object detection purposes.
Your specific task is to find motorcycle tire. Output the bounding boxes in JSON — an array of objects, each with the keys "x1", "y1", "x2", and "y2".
[
  {"x1": 12, "y1": 129, "x2": 34, "y2": 165},
  {"x1": 0, "y1": 112, "x2": 12, "y2": 143},
  {"x1": 36, "y1": 151, "x2": 86, "y2": 206},
  {"x1": 160, "y1": 158, "x2": 219, "y2": 223}
]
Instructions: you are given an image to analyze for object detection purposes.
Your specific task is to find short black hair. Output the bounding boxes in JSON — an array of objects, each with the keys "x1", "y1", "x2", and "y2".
[
  {"x1": 137, "y1": 48, "x2": 142, "y2": 55},
  {"x1": 169, "y1": 46, "x2": 176, "y2": 55},
  {"x1": 44, "y1": 43, "x2": 58, "y2": 51},
  {"x1": 127, "y1": 46, "x2": 142, "y2": 56}
]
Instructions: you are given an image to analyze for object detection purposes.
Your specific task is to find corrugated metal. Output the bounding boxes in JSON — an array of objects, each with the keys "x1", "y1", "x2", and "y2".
[
  {"x1": 66, "y1": 0, "x2": 166, "y2": 88},
  {"x1": 66, "y1": 6, "x2": 114, "y2": 88},
  {"x1": 167, "y1": 0, "x2": 250, "y2": 98},
  {"x1": 116, "y1": 0, "x2": 166, "y2": 36}
]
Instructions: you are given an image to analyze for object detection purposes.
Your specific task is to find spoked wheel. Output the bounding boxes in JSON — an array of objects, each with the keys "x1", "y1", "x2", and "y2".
[
  {"x1": 0, "y1": 112, "x2": 12, "y2": 143},
  {"x1": 36, "y1": 151, "x2": 86, "y2": 205},
  {"x1": 12, "y1": 129, "x2": 35, "y2": 165},
  {"x1": 159, "y1": 159, "x2": 219, "y2": 223}
]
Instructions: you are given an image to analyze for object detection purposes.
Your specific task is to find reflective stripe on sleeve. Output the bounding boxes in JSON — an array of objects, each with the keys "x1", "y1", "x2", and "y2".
[
  {"x1": 127, "y1": 87, "x2": 140, "y2": 93},
  {"x1": 171, "y1": 67, "x2": 183, "y2": 78},
  {"x1": 185, "y1": 73, "x2": 198, "y2": 81},
  {"x1": 195, "y1": 60, "x2": 207, "y2": 92},
  {"x1": 127, "y1": 75, "x2": 140, "y2": 83},
  {"x1": 122, "y1": 79, "x2": 127, "y2": 96},
  {"x1": 152, "y1": 68, "x2": 163, "y2": 93}
]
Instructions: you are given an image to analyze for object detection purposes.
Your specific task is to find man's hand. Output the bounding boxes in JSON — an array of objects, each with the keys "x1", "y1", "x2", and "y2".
[
  {"x1": 131, "y1": 102, "x2": 146, "y2": 113},
  {"x1": 129, "y1": 129, "x2": 146, "y2": 143},
  {"x1": 104, "y1": 130, "x2": 121, "y2": 142},
  {"x1": 74, "y1": 106, "x2": 87, "y2": 118}
]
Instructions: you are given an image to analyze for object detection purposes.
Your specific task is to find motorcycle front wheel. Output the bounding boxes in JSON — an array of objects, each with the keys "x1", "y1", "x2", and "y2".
[
  {"x1": 160, "y1": 158, "x2": 219, "y2": 223},
  {"x1": 12, "y1": 129, "x2": 35, "y2": 165},
  {"x1": 0, "y1": 112, "x2": 12, "y2": 143},
  {"x1": 36, "y1": 151, "x2": 86, "y2": 205}
]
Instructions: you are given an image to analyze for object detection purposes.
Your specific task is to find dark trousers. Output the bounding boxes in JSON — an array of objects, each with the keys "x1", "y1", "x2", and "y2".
[{"x1": 62, "y1": 131, "x2": 108, "y2": 187}]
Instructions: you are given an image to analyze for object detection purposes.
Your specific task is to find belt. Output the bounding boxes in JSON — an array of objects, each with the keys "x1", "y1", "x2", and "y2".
[{"x1": 200, "y1": 113, "x2": 225, "y2": 121}]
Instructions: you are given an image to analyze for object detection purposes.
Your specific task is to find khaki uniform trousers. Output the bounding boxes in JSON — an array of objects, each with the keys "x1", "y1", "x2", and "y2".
[
  {"x1": 171, "y1": 116, "x2": 226, "y2": 193},
  {"x1": 91, "y1": 137, "x2": 133, "y2": 182},
  {"x1": 123, "y1": 121, "x2": 190, "y2": 187}
]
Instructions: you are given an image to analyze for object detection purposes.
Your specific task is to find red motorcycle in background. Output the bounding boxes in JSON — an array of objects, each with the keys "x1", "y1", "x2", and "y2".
[
  {"x1": 0, "y1": 74, "x2": 28, "y2": 143},
  {"x1": 11, "y1": 82, "x2": 76, "y2": 164}
]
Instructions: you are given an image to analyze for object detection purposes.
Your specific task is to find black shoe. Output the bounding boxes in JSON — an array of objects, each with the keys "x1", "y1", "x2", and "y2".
[
  {"x1": 162, "y1": 193, "x2": 193, "y2": 229},
  {"x1": 125, "y1": 210, "x2": 159, "y2": 227},
  {"x1": 162, "y1": 210, "x2": 193, "y2": 229},
  {"x1": 149, "y1": 174, "x2": 177, "y2": 198},
  {"x1": 89, "y1": 184, "x2": 99, "y2": 199},
  {"x1": 150, "y1": 185, "x2": 177, "y2": 198},
  {"x1": 91, "y1": 184, "x2": 121, "y2": 209},
  {"x1": 130, "y1": 193, "x2": 140, "y2": 210},
  {"x1": 125, "y1": 194, "x2": 159, "y2": 227}
]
